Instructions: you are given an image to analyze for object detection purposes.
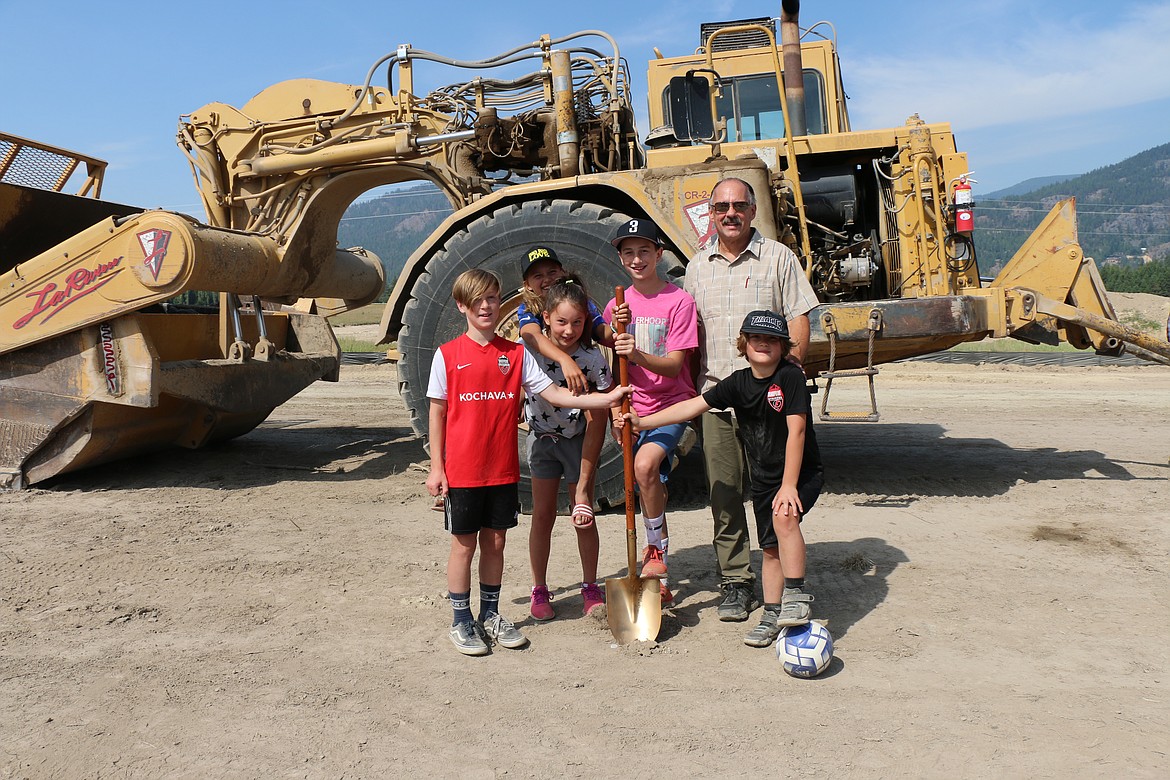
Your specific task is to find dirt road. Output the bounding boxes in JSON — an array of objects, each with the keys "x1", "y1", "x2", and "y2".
[{"x1": 2, "y1": 361, "x2": 1168, "y2": 778}]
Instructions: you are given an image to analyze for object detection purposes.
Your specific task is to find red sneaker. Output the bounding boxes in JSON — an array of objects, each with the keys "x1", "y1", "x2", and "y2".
[
  {"x1": 660, "y1": 582, "x2": 675, "y2": 606},
  {"x1": 641, "y1": 545, "x2": 667, "y2": 578},
  {"x1": 530, "y1": 585, "x2": 555, "y2": 622}
]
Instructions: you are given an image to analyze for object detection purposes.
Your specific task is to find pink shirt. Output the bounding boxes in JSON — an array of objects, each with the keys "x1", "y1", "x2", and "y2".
[{"x1": 604, "y1": 283, "x2": 698, "y2": 415}]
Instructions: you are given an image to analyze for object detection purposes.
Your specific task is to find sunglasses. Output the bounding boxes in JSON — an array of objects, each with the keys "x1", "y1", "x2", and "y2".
[{"x1": 710, "y1": 201, "x2": 753, "y2": 214}]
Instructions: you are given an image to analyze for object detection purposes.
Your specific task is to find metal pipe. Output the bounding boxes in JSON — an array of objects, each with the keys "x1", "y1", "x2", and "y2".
[
  {"x1": 250, "y1": 295, "x2": 269, "y2": 342},
  {"x1": 550, "y1": 50, "x2": 581, "y2": 177},
  {"x1": 415, "y1": 130, "x2": 477, "y2": 147},
  {"x1": 241, "y1": 130, "x2": 473, "y2": 178},
  {"x1": 251, "y1": 294, "x2": 273, "y2": 361},
  {"x1": 781, "y1": 0, "x2": 807, "y2": 137},
  {"x1": 227, "y1": 293, "x2": 245, "y2": 343}
]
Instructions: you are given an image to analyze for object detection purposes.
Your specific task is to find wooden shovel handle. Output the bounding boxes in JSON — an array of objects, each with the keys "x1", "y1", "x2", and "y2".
[{"x1": 614, "y1": 287, "x2": 637, "y2": 540}]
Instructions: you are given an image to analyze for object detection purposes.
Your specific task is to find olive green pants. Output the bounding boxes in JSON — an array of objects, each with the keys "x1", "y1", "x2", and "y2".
[{"x1": 700, "y1": 410, "x2": 754, "y2": 585}]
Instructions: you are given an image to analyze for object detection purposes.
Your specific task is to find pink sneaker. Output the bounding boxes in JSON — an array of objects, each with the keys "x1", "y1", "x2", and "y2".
[
  {"x1": 530, "y1": 585, "x2": 555, "y2": 622},
  {"x1": 641, "y1": 545, "x2": 667, "y2": 578},
  {"x1": 581, "y1": 583, "x2": 605, "y2": 617}
]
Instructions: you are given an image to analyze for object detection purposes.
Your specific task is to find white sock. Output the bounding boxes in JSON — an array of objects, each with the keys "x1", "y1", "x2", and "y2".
[{"x1": 643, "y1": 514, "x2": 666, "y2": 548}]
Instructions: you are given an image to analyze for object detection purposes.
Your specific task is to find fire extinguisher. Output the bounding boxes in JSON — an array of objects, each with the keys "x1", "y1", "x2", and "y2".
[{"x1": 952, "y1": 175, "x2": 975, "y2": 233}]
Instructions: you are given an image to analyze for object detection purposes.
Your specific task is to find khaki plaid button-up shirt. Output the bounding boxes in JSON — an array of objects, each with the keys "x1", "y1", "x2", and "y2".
[{"x1": 684, "y1": 229, "x2": 819, "y2": 392}]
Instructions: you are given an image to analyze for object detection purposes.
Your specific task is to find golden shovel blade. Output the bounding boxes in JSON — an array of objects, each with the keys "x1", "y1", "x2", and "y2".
[{"x1": 604, "y1": 573, "x2": 662, "y2": 644}]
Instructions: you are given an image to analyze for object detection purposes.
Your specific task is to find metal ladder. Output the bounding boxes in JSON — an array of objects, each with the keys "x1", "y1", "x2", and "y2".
[{"x1": 818, "y1": 309, "x2": 882, "y2": 422}]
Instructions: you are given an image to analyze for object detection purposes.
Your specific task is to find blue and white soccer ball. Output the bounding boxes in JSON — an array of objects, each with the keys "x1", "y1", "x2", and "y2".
[{"x1": 777, "y1": 621, "x2": 833, "y2": 678}]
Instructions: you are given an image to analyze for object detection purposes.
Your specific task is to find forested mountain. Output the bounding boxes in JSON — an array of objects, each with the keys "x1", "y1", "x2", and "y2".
[
  {"x1": 338, "y1": 186, "x2": 453, "y2": 300},
  {"x1": 982, "y1": 175, "x2": 1078, "y2": 199},
  {"x1": 974, "y1": 142, "x2": 1170, "y2": 276}
]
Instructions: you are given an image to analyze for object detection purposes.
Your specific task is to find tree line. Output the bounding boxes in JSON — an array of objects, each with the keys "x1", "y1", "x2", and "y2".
[{"x1": 1100, "y1": 259, "x2": 1170, "y2": 297}]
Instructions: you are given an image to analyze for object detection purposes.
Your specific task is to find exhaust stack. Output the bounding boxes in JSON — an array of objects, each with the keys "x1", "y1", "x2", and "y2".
[{"x1": 781, "y1": 0, "x2": 807, "y2": 136}]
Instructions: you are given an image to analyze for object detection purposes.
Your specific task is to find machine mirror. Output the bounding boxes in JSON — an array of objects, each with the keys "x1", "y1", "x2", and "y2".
[{"x1": 668, "y1": 74, "x2": 715, "y2": 142}]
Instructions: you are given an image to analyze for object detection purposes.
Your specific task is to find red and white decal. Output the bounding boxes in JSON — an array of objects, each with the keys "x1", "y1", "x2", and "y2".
[
  {"x1": 497, "y1": 354, "x2": 512, "y2": 375},
  {"x1": 98, "y1": 322, "x2": 122, "y2": 397},
  {"x1": 767, "y1": 383, "x2": 785, "y2": 412},
  {"x1": 137, "y1": 229, "x2": 172, "y2": 281},
  {"x1": 684, "y1": 200, "x2": 715, "y2": 244}
]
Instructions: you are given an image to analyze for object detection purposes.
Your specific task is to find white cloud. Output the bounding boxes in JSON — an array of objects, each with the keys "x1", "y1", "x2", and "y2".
[{"x1": 845, "y1": 3, "x2": 1170, "y2": 133}]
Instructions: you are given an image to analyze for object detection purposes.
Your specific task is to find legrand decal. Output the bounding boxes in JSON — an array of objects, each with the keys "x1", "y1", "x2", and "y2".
[
  {"x1": 98, "y1": 322, "x2": 122, "y2": 397},
  {"x1": 13, "y1": 257, "x2": 124, "y2": 330}
]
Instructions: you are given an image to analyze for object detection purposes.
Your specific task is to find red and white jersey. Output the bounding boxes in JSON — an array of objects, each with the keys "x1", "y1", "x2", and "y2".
[{"x1": 427, "y1": 335, "x2": 552, "y2": 487}]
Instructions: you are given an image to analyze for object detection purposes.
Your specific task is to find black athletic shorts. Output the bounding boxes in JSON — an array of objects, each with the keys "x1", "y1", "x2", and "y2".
[
  {"x1": 751, "y1": 470, "x2": 824, "y2": 549},
  {"x1": 444, "y1": 483, "x2": 520, "y2": 535}
]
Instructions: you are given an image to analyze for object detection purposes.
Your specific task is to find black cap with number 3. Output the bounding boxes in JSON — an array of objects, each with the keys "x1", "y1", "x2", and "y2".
[{"x1": 610, "y1": 218, "x2": 664, "y2": 248}]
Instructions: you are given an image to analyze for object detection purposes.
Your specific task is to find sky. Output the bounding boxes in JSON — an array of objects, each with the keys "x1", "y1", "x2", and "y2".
[{"x1": 4, "y1": 0, "x2": 1169, "y2": 213}]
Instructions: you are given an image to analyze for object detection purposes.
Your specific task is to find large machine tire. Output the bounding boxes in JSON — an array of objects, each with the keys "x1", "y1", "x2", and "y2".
[{"x1": 397, "y1": 198, "x2": 683, "y2": 513}]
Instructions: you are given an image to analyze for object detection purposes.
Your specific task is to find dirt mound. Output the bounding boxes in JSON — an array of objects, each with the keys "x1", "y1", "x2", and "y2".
[{"x1": 1108, "y1": 291, "x2": 1170, "y2": 336}]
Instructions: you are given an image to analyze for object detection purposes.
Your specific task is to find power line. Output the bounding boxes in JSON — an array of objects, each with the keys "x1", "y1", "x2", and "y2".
[
  {"x1": 351, "y1": 187, "x2": 443, "y2": 203},
  {"x1": 339, "y1": 208, "x2": 452, "y2": 222},
  {"x1": 978, "y1": 227, "x2": 1170, "y2": 237},
  {"x1": 978, "y1": 205, "x2": 1168, "y2": 217},
  {"x1": 979, "y1": 199, "x2": 1167, "y2": 211}
]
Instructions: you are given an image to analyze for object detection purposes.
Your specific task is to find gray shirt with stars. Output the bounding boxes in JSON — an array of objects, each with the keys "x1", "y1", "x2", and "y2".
[{"x1": 522, "y1": 342, "x2": 613, "y2": 437}]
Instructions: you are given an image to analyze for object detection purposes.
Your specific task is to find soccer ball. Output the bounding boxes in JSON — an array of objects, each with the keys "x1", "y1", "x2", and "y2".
[{"x1": 777, "y1": 621, "x2": 833, "y2": 678}]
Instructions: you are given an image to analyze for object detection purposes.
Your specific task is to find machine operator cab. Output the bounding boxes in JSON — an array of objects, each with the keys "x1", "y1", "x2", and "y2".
[{"x1": 644, "y1": 17, "x2": 847, "y2": 153}]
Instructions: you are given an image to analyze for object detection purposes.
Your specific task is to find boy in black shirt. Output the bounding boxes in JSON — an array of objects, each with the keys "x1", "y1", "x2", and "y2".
[{"x1": 620, "y1": 310, "x2": 824, "y2": 648}]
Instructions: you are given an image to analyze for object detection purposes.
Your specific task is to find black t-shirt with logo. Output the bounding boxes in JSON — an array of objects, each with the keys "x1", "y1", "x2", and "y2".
[{"x1": 702, "y1": 360, "x2": 822, "y2": 494}]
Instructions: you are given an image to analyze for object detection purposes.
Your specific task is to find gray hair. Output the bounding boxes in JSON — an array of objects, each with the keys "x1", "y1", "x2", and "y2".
[{"x1": 712, "y1": 177, "x2": 756, "y2": 206}]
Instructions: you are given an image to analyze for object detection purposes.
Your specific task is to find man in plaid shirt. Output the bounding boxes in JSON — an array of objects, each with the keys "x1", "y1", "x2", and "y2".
[{"x1": 683, "y1": 177, "x2": 820, "y2": 623}]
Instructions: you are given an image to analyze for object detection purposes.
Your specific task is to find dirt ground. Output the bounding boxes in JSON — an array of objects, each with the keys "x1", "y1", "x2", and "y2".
[{"x1": 2, "y1": 357, "x2": 1169, "y2": 778}]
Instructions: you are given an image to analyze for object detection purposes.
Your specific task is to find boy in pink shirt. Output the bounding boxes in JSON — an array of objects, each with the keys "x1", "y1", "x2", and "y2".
[{"x1": 603, "y1": 219, "x2": 699, "y2": 605}]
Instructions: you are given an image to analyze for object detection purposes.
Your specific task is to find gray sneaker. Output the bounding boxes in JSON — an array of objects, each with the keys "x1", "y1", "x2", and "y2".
[
  {"x1": 717, "y1": 582, "x2": 759, "y2": 622},
  {"x1": 449, "y1": 620, "x2": 489, "y2": 656},
  {"x1": 481, "y1": 612, "x2": 529, "y2": 649},
  {"x1": 743, "y1": 609, "x2": 783, "y2": 647},
  {"x1": 776, "y1": 589, "x2": 814, "y2": 626}
]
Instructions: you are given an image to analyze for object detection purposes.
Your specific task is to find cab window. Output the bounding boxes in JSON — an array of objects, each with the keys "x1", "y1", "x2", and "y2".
[{"x1": 714, "y1": 70, "x2": 826, "y2": 140}]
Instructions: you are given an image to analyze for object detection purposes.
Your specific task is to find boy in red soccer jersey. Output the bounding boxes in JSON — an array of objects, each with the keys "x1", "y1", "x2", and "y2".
[{"x1": 426, "y1": 269, "x2": 628, "y2": 656}]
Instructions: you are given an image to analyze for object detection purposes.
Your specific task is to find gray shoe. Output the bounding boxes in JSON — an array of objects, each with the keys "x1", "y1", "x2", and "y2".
[
  {"x1": 717, "y1": 582, "x2": 759, "y2": 622},
  {"x1": 776, "y1": 589, "x2": 814, "y2": 626},
  {"x1": 481, "y1": 612, "x2": 529, "y2": 649},
  {"x1": 743, "y1": 609, "x2": 783, "y2": 647},
  {"x1": 449, "y1": 620, "x2": 489, "y2": 656}
]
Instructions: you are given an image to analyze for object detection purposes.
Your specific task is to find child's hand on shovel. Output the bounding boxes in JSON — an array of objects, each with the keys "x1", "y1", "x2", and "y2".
[
  {"x1": 615, "y1": 409, "x2": 642, "y2": 432},
  {"x1": 602, "y1": 384, "x2": 633, "y2": 408}
]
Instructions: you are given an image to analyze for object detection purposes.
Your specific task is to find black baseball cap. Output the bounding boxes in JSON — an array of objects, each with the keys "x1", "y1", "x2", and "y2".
[
  {"x1": 740, "y1": 310, "x2": 791, "y2": 340},
  {"x1": 522, "y1": 245, "x2": 563, "y2": 278},
  {"x1": 610, "y1": 218, "x2": 664, "y2": 248}
]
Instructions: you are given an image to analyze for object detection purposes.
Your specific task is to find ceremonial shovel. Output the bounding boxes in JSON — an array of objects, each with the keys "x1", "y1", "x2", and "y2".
[{"x1": 605, "y1": 285, "x2": 662, "y2": 644}]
